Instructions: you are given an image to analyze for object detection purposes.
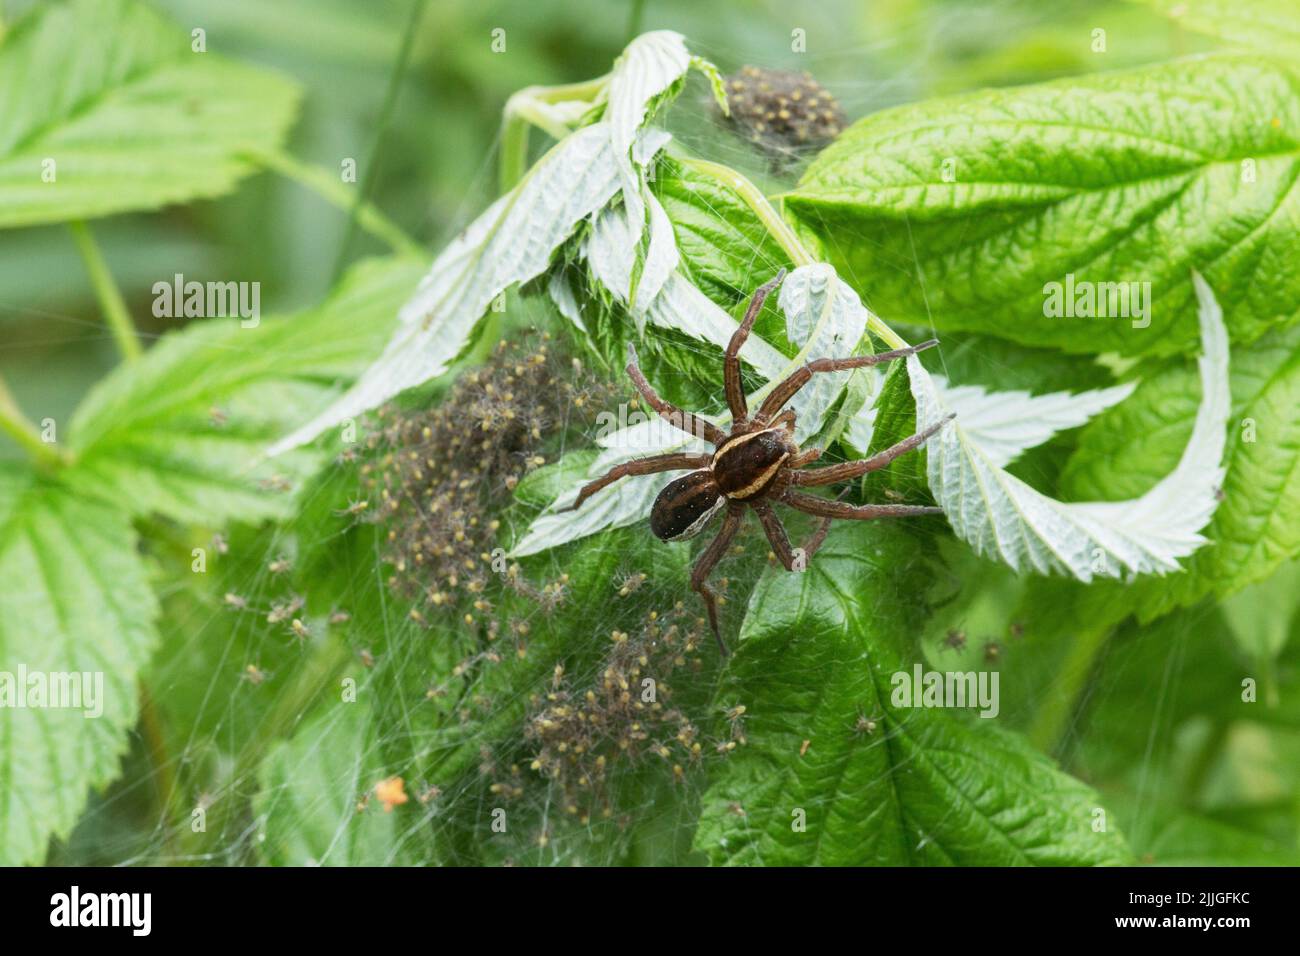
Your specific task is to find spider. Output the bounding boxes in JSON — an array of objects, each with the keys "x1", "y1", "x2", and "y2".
[{"x1": 564, "y1": 270, "x2": 953, "y2": 653}]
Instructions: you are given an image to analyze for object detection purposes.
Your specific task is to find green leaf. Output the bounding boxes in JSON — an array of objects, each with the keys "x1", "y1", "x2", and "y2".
[
  {"x1": 254, "y1": 698, "x2": 406, "y2": 866},
  {"x1": 906, "y1": 274, "x2": 1229, "y2": 582},
  {"x1": 0, "y1": 0, "x2": 301, "y2": 228},
  {"x1": 788, "y1": 54, "x2": 1300, "y2": 357},
  {"x1": 64, "y1": 256, "x2": 426, "y2": 525},
  {"x1": 1135, "y1": 0, "x2": 1300, "y2": 58},
  {"x1": 0, "y1": 469, "x2": 159, "y2": 865},
  {"x1": 916, "y1": 332, "x2": 1118, "y2": 396},
  {"x1": 1065, "y1": 605, "x2": 1253, "y2": 790},
  {"x1": 1220, "y1": 557, "x2": 1300, "y2": 663},
  {"x1": 1062, "y1": 322, "x2": 1300, "y2": 613},
  {"x1": 1133, "y1": 808, "x2": 1300, "y2": 866},
  {"x1": 653, "y1": 157, "x2": 792, "y2": 318},
  {"x1": 862, "y1": 361, "x2": 929, "y2": 501},
  {"x1": 694, "y1": 522, "x2": 1132, "y2": 866}
]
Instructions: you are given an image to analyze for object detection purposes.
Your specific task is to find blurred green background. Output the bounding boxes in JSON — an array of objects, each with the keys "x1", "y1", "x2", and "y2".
[{"x1": 0, "y1": 0, "x2": 1204, "y2": 456}]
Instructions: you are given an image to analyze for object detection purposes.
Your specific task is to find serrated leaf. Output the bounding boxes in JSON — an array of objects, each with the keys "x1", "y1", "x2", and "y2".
[
  {"x1": 65, "y1": 256, "x2": 426, "y2": 525},
  {"x1": 911, "y1": 273, "x2": 1229, "y2": 580},
  {"x1": 694, "y1": 522, "x2": 1132, "y2": 866},
  {"x1": 1064, "y1": 319, "x2": 1300, "y2": 612},
  {"x1": 930, "y1": 375, "x2": 1135, "y2": 468},
  {"x1": 850, "y1": 348, "x2": 1128, "y2": 462},
  {"x1": 0, "y1": 0, "x2": 300, "y2": 228},
  {"x1": 789, "y1": 54, "x2": 1300, "y2": 357},
  {"x1": 585, "y1": 191, "x2": 679, "y2": 325},
  {"x1": 270, "y1": 123, "x2": 638, "y2": 455},
  {"x1": 653, "y1": 157, "x2": 792, "y2": 307},
  {"x1": 605, "y1": 30, "x2": 693, "y2": 231},
  {"x1": 640, "y1": 271, "x2": 789, "y2": 376},
  {"x1": 521, "y1": 256, "x2": 1135, "y2": 556},
  {"x1": 0, "y1": 470, "x2": 159, "y2": 865}
]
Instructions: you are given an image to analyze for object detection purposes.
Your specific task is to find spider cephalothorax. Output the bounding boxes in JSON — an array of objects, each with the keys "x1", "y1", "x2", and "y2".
[{"x1": 565, "y1": 271, "x2": 953, "y2": 653}]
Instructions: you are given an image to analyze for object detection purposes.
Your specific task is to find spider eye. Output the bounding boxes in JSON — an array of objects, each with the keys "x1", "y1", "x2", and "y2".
[{"x1": 650, "y1": 472, "x2": 724, "y2": 542}]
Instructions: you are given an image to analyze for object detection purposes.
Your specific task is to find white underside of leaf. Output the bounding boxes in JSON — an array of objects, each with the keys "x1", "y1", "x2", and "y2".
[
  {"x1": 547, "y1": 272, "x2": 587, "y2": 333},
  {"x1": 585, "y1": 193, "x2": 680, "y2": 327},
  {"x1": 912, "y1": 375, "x2": 1136, "y2": 468},
  {"x1": 269, "y1": 123, "x2": 628, "y2": 455},
  {"x1": 605, "y1": 30, "x2": 692, "y2": 232},
  {"x1": 844, "y1": 368, "x2": 1134, "y2": 465},
  {"x1": 774, "y1": 264, "x2": 870, "y2": 443},
  {"x1": 910, "y1": 271, "x2": 1228, "y2": 579},
  {"x1": 642, "y1": 272, "x2": 788, "y2": 375}
]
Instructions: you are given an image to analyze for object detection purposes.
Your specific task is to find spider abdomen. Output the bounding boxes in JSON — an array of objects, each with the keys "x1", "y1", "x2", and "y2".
[
  {"x1": 650, "y1": 471, "x2": 725, "y2": 542},
  {"x1": 712, "y1": 428, "x2": 792, "y2": 500}
]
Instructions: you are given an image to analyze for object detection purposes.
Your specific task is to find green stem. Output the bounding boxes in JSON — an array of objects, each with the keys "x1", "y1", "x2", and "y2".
[
  {"x1": 0, "y1": 375, "x2": 69, "y2": 468},
  {"x1": 499, "y1": 112, "x2": 531, "y2": 195},
  {"x1": 1182, "y1": 719, "x2": 1229, "y2": 808},
  {"x1": 672, "y1": 154, "x2": 913, "y2": 350},
  {"x1": 499, "y1": 76, "x2": 610, "y2": 193},
  {"x1": 674, "y1": 156, "x2": 814, "y2": 268},
  {"x1": 251, "y1": 150, "x2": 423, "y2": 258},
  {"x1": 138, "y1": 682, "x2": 179, "y2": 856},
  {"x1": 626, "y1": 0, "x2": 646, "y2": 40},
  {"x1": 67, "y1": 220, "x2": 142, "y2": 363},
  {"x1": 330, "y1": 0, "x2": 429, "y2": 281}
]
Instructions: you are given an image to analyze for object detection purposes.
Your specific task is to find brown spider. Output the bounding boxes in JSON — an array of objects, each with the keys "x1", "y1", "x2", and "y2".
[{"x1": 564, "y1": 270, "x2": 953, "y2": 653}]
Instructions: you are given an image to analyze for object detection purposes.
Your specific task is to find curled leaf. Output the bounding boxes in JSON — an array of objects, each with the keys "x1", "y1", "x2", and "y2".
[{"x1": 911, "y1": 272, "x2": 1229, "y2": 579}]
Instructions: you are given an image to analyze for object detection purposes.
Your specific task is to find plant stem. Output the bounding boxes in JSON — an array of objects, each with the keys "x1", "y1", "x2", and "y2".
[
  {"x1": 674, "y1": 155, "x2": 815, "y2": 269},
  {"x1": 1182, "y1": 719, "x2": 1229, "y2": 808},
  {"x1": 626, "y1": 0, "x2": 646, "y2": 40},
  {"x1": 330, "y1": 0, "x2": 429, "y2": 281},
  {"x1": 671, "y1": 154, "x2": 914, "y2": 351},
  {"x1": 67, "y1": 220, "x2": 143, "y2": 363},
  {"x1": 138, "y1": 682, "x2": 179, "y2": 857},
  {"x1": 499, "y1": 112, "x2": 531, "y2": 195},
  {"x1": 0, "y1": 374, "x2": 69, "y2": 468},
  {"x1": 499, "y1": 77, "x2": 609, "y2": 193},
  {"x1": 251, "y1": 149, "x2": 423, "y2": 258}
]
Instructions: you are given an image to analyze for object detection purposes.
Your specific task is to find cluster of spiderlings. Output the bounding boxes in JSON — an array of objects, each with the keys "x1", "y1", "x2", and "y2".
[
  {"x1": 354, "y1": 334, "x2": 614, "y2": 630},
  {"x1": 718, "y1": 66, "x2": 846, "y2": 163},
  {"x1": 512, "y1": 601, "x2": 737, "y2": 825}
]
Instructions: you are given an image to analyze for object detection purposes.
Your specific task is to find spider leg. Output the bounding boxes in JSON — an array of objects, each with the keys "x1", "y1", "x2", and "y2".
[
  {"x1": 789, "y1": 445, "x2": 821, "y2": 468},
  {"x1": 754, "y1": 487, "x2": 849, "y2": 571},
  {"x1": 781, "y1": 488, "x2": 945, "y2": 521},
  {"x1": 790, "y1": 413, "x2": 955, "y2": 486},
  {"x1": 561, "y1": 452, "x2": 712, "y2": 512},
  {"x1": 755, "y1": 339, "x2": 939, "y2": 423},
  {"x1": 690, "y1": 503, "x2": 745, "y2": 655},
  {"x1": 724, "y1": 269, "x2": 786, "y2": 422},
  {"x1": 768, "y1": 408, "x2": 797, "y2": 435},
  {"x1": 626, "y1": 344, "x2": 726, "y2": 445}
]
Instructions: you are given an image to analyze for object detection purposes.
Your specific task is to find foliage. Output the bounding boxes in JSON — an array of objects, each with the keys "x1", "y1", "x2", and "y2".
[{"x1": 2, "y1": 0, "x2": 1298, "y2": 868}]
